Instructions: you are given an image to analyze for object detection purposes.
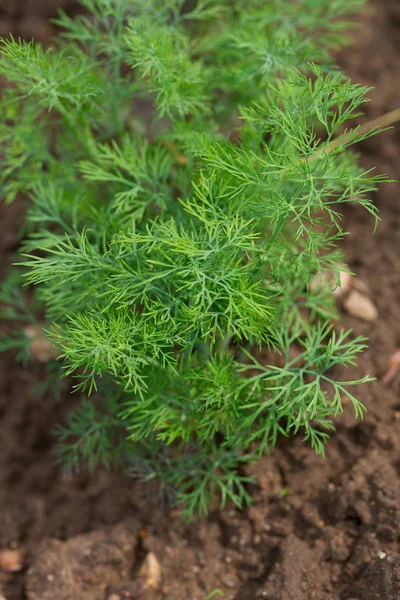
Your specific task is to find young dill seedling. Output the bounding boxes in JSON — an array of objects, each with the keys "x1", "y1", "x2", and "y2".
[{"x1": 0, "y1": 0, "x2": 386, "y2": 519}]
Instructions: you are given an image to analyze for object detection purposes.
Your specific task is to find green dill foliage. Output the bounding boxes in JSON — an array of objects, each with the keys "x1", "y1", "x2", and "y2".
[{"x1": 0, "y1": 0, "x2": 385, "y2": 518}]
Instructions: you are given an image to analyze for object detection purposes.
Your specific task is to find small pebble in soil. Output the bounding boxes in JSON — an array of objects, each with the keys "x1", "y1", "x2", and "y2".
[
  {"x1": 222, "y1": 574, "x2": 237, "y2": 588},
  {"x1": 225, "y1": 555, "x2": 232, "y2": 563},
  {"x1": 310, "y1": 269, "x2": 352, "y2": 296},
  {"x1": 0, "y1": 549, "x2": 22, "y2": 572},
  {"x1": 334, "y1": 271, "x2": 353, "y2": 296},
  {"x1": 382, "y1": 349, "x2": 400, "y2": 384},
  {"x1": 342, "y1": 290, "x2": 378, "y2": 321},
  {"x1": 139, "y1": 552, "x2": 161, "y2": 589},
  {"x1": 108, "y1": 595, "x2": 120, "y2": 600},
  {"x1": 24, "y1": 324, "x2": 59, "y2": 362}
]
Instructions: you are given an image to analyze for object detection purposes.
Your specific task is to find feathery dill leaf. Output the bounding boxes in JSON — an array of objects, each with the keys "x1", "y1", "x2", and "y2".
[{"x1": 0, "y1": 0, "x2": 386, "y2": 518}]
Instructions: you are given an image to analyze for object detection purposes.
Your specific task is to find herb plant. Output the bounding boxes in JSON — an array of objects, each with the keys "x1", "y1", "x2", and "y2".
[{"x1": 0, "y1": 0, "x2": 384, "y2": 518}]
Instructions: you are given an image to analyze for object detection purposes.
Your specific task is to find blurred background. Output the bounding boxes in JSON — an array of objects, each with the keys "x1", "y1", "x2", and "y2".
[{"x1": 0, "y1": 0, "x2": 76, "y2": 41}]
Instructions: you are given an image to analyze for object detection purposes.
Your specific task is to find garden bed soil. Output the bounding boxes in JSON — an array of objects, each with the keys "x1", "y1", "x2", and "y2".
[{"x1": 0, "y1": 1, "x2": 400, "y2": 599}]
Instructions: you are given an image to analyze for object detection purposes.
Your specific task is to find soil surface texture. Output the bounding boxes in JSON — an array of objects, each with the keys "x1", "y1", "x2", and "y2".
[{"x1": 0, "y1": 1, "x2": 399, "y2": 599}]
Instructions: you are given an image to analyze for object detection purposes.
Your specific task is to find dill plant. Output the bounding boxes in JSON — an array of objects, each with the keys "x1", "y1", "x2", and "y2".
[{"x1": 0, "y1": 0, "x2": 385, "y2": 518}]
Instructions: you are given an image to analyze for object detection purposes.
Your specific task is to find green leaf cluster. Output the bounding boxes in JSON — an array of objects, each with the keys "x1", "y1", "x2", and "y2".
[{"x1": 0, "y1": 0, "x2": 384, "y2": 518}]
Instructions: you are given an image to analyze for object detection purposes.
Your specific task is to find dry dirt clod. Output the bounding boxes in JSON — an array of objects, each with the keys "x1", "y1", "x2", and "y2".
[
  {"x1": 342, "y1": 290, "x2": 378, "y2": 322},
  {"x1": 382, "y1": 349, "x2": 400, "y2": 385},
  {"x1": 138, "y1": 552, "x2": 161, "y2": 590},
  {"x1": 0, "y1": 549, "x2": 23, "y2": 572}
]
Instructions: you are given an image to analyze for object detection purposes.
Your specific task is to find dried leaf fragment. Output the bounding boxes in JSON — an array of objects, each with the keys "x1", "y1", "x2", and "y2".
[
  {"x1": 342, "y1": 290, "x2": 378, "y2": 322},
  {"x1": 382, "y1": 349, "x2": 400, "y2": 385},
  {"x1": 139, "y1": 552, "x2": 161, "y2": 589},
  {"x1": 0, "y1": 549, "x2": 23, "y2": 572},
  {"x1": 162, "y1": 140, "x2": 188, "y2": 165}
]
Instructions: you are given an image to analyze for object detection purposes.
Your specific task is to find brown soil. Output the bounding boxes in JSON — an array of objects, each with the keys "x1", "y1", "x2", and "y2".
[
  {"x1": 0, "y1": 0, "x2": 79, "y2": 43},
  {"x1": 0, "y1": 2, "x2": 400, "y2": 599}
]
